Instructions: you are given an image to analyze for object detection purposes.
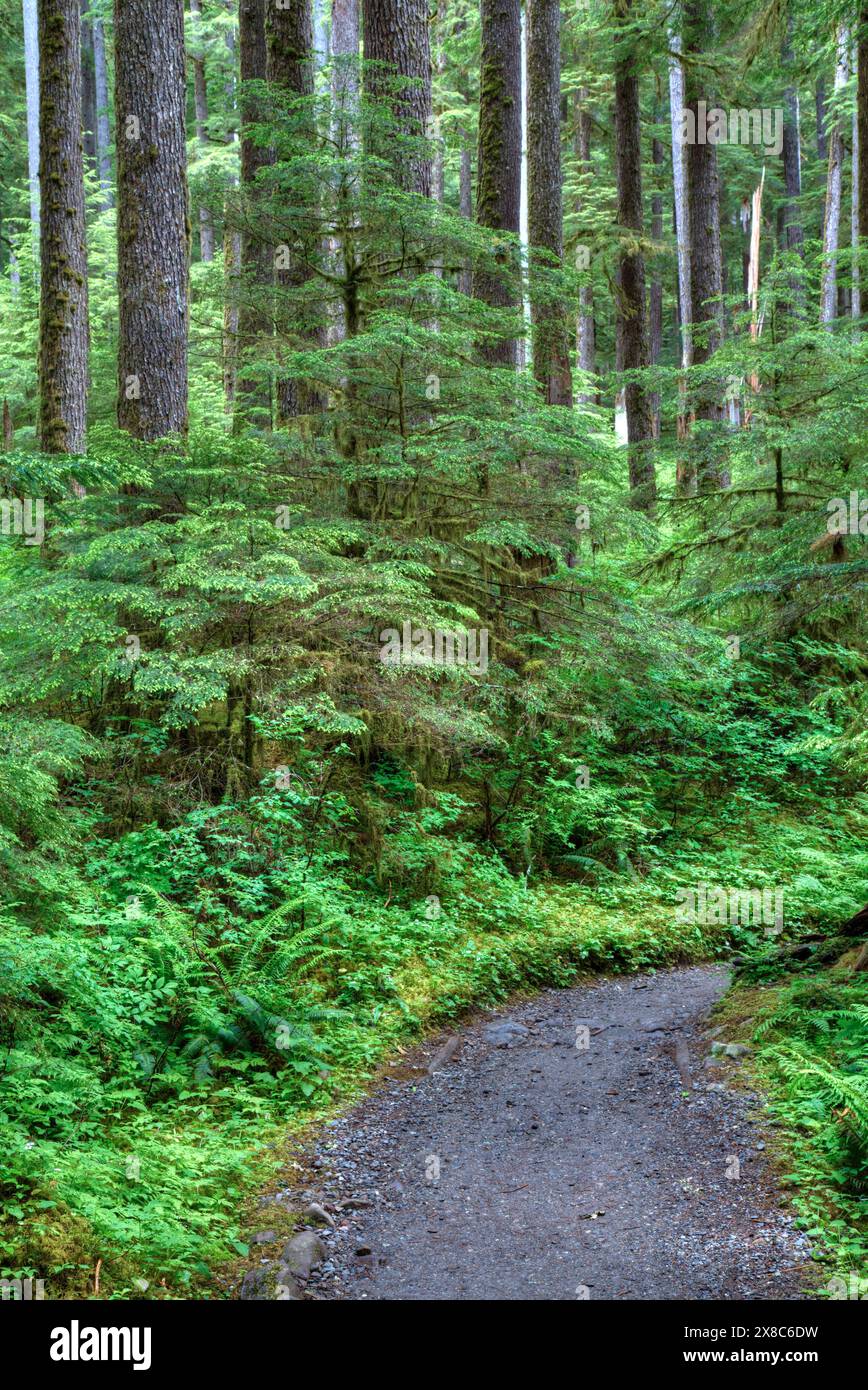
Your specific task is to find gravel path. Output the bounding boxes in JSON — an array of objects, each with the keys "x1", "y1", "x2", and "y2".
[{"x1": 266, "y1": 966, "x2": 812, "y2": 1301}]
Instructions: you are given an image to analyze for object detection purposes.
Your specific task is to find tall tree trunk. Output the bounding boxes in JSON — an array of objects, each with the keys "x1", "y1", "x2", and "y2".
[
  {"x1": 458, "y1": 142, "x2": 473, "y2": 296},
  {"x1": 115, "y1": 0, "x2": 189, "y2": 439},
  {"x1": 313, "y1": 0, "x2": 328, "y2": 67},
  {"x1": 526, "y1": 0, "x2": 571, "y2": 405},
  {"x1": 853, "y1": 36, "x2": 861, "y2": 324},
  {"x1": 858, "y1": 4, "x2": 868, "y2": 324},
  {"x1": 821, "y1": 27, "x2": 850, "y2": 327},
  {"x1": 81, "y1": 7, "x2": 97, "y2": 170},
  {"x1": 613, "y1": 0, "x2": 655, "y2": 507},
  {"x1": 93, "y1": 16, "x2": 113, "y2": 207},
  {"x1": 574, "y1": 87, "x2": 595, "y2": 403},
  {"x1": 472, "y1": 0, "x2": 522, "y2": 368},
  {"x1": 38, "y1": 0, "x2": 89, "y2": 453},
  {"x1": 684, "y1": 0, "x2": 725, "y2": 491},
  {"x1": 23, "y1": 0, "x2": 40, "y2": 253},
  {"x1": 330, "y1": 0, "x2": 359, "y2": 345},
  {"x1": 649, "y1": 131, "x2": 663, "y2": 437},
  {"x1": 362, "y1": 0, "x2": 432, "y2": 196},
  {"x1": 668, "y1": 27, "x2": 690, "y2": 371},
  {"x1": 235, "y1": 0, "x2": 273, "y2": 429},
  {"x1": 781, "y1": 29, "x2": 803, "y2": 258},
  {"x1": 190, "y1": 0, "x2": 215, "y2": 261},
  {"x1": 266, "y1": 0, "x2": 324, "y2": 419},
  {"x1": 518, "y1": 2, "x2": 528, "y2": 370},
  {"x1": 816, "y1": 76, "x2": 828, "y2": 160},
  {"x1": 223, "y1": 227, "x2": 242, "y2": 410},
  {"x1": 331, "y1": 0, "x2": 359, "y2": 107},
  {"x1": 432, "y1": 0, "x2": 447, "y2": 205},
  {"x1": 222, "y1": 1, "x2": 241, "y2": 410}
]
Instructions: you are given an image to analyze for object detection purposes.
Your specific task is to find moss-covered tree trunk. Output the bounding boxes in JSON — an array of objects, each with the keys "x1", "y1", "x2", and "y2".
[
  {"x1": 472, "y1": 0, "x2": 522, "y2": 368},
  {"x1": 115, "y1": 0, "x2": 189, "y2": 440},
  {"x1": 574, "y1": 87, "x2": 595, "y2": 403},
  {"x1": 235, "y1": 0, "x2": 273, "y2": 430},
  {"x1": 38, "y1": 0, "x2": 89, "y2": 454},
  {"x1": 613, "y1": 0, "x2": 655, "y2": 507},
  {"x1": 684, "y1": 0, "x2": 725, "y2": 491},
  {"x1": 266, "y1": 0, "x2": 325, "y2": 419},
  {"x1": 649, "y1": 129, "x2": 663, "y2": 435},
  {"x1": 526, "y1": 0, "x2": 571, "y2": 406},
  {"x1": 858, "y1": 3, "x2": 868, "y2": 312},
  {"x1": 362, "y1": 0, "x2": 432, "y2": 196}
]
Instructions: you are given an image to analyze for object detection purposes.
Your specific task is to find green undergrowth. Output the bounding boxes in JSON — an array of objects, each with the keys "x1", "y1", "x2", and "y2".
[
  {"x1": 717, "y1": 962, "x2": 868, "y2": 1296},
  {"x1": 3, "y1": 797, "x2": 865, "y2": 1299}
]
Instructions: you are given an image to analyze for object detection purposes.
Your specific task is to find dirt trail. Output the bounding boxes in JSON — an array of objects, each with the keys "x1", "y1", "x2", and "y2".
[{"x1": 272, "y1": 966, "x2": 812, "y2": 1301}]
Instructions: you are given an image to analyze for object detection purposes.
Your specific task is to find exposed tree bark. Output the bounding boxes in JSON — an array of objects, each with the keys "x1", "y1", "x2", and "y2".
[
  {"x1": 92, "y1": 14, "x2": 113, "y2": 206},
  {"x1": 190, "y1": 0, "x2": 215, "y2": 261},
  {"x1": 858, "y1": 4, "x2": 868, "y2": 323},
  {"x1": 472, "y1": 0, "x2": 522, "y2": 368},
  {"x1": 267, "y1": 0, "x2": 312, "y2": 102},
  {"x1": 38, "y1": 0, "x2": 89, "y2": 453},
  {"x1": 458, "y1": 143, "x2": 473, "y2": 296},
  {"x1": 23, "y1": 0, "x2": 40, "y2": 251},
  {"x1": 329, "y1": 0, "x2": 359, "y2": 346},
  {"x1": 313, "y1": 0, "x2": 328, "y2": 67},
  {"x1": 518, "y1": 3, "x2": 528, "y2": 370},
  {"x1": 820, "y1": 27, "x2": 850, "y2": 327},
  {"x1": 223, "y1": 226, "x2": 242, "y2": 411},
  {"x1": 331, "y1": 0, "x2": 359, "y2": 108},
  {"x1": 613, "y1": 0, "x2": 655, "y2": 507},
  {"x1": 668, "y1": 16, "x2": 692, "y2": 488},
  {"x1": 432, "y1": 0, "x2": 447, "y2": 205},
  {"x1": 574, "y1": 87, "x2": 595, "y2": 403},
  {"x1": 668, "y1": 27, "x2": 690, "y2": 371},
  {"x1": 222, "y1": 0, "x2": 241, "y2": 410},
  {"x1": 266, "y1": 0, "x2": 325, "y2": 419},
  {"x1": 684, "y1": 0, "x2": 725, "y2": 491},
  {"x1": 115, "y1": 0, "x2": 189, "y2": 439},
  {"x1": 81, "y1": 7, "x2": 97, "y2": 170},
  {"x1": 454, "y1": 12, "x2": 474, "y2": 298},
  {"x1": 781, "y1": 28, "x2": 803, "y2": 258},
  {"x1": 235, "y1": 0, "x2": 273, "y2": 429},
  {"x1": 853, "y1": 35, "x2": 861, "y2": 323},
  {"x1": 526, "y1": 0, "x2": 571, "y2": 405},
  {"x1": 362, "y1": 0, "x2": 432, "y2": 196},
  {"x1": 650, "y1": 130, "x2": 663, "y2": 437},
  {"x1": 816, "y1": 75, "x2": 828, "y2": 160}
]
